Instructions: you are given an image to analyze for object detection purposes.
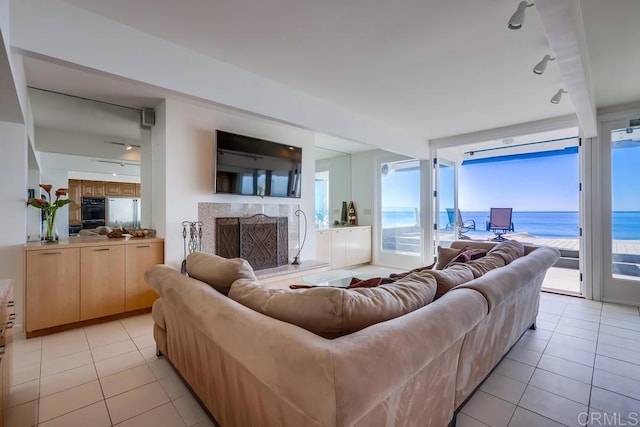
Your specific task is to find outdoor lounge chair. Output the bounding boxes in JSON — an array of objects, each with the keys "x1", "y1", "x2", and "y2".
[
  {"x1": 486, "y1": 207, "x2": 514, "y2": 241},
  {"x1": 446, "y1": 208, "x2": 476, "y2": 239}
]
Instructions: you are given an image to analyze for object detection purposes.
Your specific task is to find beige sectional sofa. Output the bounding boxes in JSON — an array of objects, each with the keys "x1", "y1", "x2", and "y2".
[{"x1": 146, "y1": 241, "x2": 559, "y2": 427}]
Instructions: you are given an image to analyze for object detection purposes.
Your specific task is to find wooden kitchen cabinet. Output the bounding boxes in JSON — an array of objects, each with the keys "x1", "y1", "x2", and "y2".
[
  {"x1": 120, "y1": 183, "x2": 136, "y2": 197},
  {"x1": 105, "y1": 181, "x2": 122, "y2": 196},
  {"x1": 26, "y1": 248, "x2": 80, "y2": 331},
  {"x1": 80, "y1": 245, "x2": 125, "y2": 320},
  {"x1": 82, "y1": 180, "x2": 105, "y2": 197},
  {"x1": 135, "y1": 183, "x2": 141, "y2": 197},
  {"x1": 125, "y1": 242, "x2": 163, "y2": 311},
  {"x1": 68, "y1": 179, "x2": 82, "y2": 225}
]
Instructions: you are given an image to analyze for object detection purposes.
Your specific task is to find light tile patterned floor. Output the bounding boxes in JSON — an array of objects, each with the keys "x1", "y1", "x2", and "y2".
[
  {"x1": 457, "y1": 293, "x2": 640, "y2": 427},
  {"x1": 6, "y1": 314, "x2": 215, "y2": 427},
  {"x1": 5, "y1": 293, "x2": 640, "y2": 426}
]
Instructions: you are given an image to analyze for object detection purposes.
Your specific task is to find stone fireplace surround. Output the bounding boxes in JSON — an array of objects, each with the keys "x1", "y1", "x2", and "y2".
[{"x1": 198, "y1": 203, "x2": 300, "y2": 269}]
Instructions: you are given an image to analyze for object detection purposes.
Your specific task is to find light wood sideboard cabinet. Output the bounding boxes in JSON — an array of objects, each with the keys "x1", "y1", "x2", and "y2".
[
  {"x1": 125, "y1": 242, "x2": 163, "y2": 311},
  {"x1": 26, "y1": 248, "x2": 81, "y2": 331},
  {"x1": 80, "y1": 245, "x2": 125, "y2": 320},
  {"x1": 25, "y1": 238, "x2": 164, "y2": 336},
  {"x1": 316, "y1": 226, "x2": 372, "y2": 269}
]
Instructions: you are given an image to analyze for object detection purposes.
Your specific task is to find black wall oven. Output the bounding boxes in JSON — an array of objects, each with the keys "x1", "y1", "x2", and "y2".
[{"x1": 81, "y1": 197, "x2": 106, "y2": 229}]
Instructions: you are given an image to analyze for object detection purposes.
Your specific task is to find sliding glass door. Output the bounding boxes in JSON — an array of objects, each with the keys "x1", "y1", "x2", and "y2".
[
  {"x1": 378, "y1": 157, "x2": 423, "y2": 268},
  {"x1": 601, "y1": 119, "x2": 640, "y2": 303}
]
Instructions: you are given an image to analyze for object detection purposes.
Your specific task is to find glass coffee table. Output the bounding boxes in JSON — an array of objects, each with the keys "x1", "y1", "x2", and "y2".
[{"x1": 300, "y1": 269, "x2": 376, "y2": 288}]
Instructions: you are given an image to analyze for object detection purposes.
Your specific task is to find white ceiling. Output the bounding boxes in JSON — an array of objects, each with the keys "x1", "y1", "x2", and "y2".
[{"x1": 19, "y1": 0, "x2": 640, "y2": 150}]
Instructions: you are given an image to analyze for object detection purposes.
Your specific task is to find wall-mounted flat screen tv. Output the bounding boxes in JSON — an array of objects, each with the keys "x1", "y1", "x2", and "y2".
[{"x1": 215, "y1": 130, "x2": 302, "y2": 198}]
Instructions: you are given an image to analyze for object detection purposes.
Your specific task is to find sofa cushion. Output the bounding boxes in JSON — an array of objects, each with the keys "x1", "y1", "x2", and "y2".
[
  {"x1": 426, "y1": 264, "x2": 475, "y2": 298},
  {"x1": 347, "y1": 277, "x2": 396, "y2": 288},
  {"x1": 444, "y1": 248, "x2": 488, "y2": 268},
  {"x1": 488, "y1": 240, "x2": 525, "y2": 264},
  {"x1": 462, "y1": 254, "x2": 506, "y2": 278},
  {"x1": 228, "y1": 273, "x2": 437, "y2": 339},
  {"x1": 186, "y1": 252, "x2": 256, "y2": 295},
  {"x1": 435, "y1": 246, "x2": 462, "y2": 270}
]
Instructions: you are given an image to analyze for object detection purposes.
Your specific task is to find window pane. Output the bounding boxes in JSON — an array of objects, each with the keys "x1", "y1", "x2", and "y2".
[
  {"x1": 611, "y1": 126, "x2": 640, "y2": 281},
  {"x1": 315, "y1": 171, "x2": 329, "y2": 228},
  {"x1": 381, "y1": 160, "x2": 420, "y2": 254}
]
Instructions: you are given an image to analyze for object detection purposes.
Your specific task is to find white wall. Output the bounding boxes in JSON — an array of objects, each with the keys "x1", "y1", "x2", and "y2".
[
  {"x1": 157, "y1": 98, "x2": 316, "y2": 269},
  {"x1": 0, "y1": 121, "x2": 28, "y2": 331},
  {"x1": 315, "y1": 154, "x2": 351, "y2": 225}
]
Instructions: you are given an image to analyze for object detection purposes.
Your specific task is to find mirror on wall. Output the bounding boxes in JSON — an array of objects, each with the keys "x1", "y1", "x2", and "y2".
[{"x1": 314, "y1": 147, "x2": 352, "y2": 228}]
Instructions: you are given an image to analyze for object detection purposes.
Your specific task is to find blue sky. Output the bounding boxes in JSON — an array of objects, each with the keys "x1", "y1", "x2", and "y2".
[
  {"x1": 381, "y1": 144, "x2": 640, "y2": 213},
  {"x1": 612, "y1": 144, "x2": 640, "y2": 211},
  {"x1": 457, "y1": 153, "x2": 579, "y2": 211}
]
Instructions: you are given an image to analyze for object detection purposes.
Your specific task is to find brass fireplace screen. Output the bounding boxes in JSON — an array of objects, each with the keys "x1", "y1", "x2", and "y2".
[{"x1": 215, "y1": 214, "x2": 288, "y2": 270}]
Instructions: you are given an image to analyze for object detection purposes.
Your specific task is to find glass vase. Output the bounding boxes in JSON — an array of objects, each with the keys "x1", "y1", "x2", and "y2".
[{"x1": 42, "y1": 209, "x2": 59, "y2": 243}]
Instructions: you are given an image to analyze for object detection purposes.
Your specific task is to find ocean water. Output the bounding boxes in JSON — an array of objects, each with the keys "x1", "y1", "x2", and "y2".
[{"x1": 382, "y1": 210, "x2": 640, "y2": 240}]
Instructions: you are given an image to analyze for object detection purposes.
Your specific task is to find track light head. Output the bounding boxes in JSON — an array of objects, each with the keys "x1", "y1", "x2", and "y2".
[
  {"x1": 508, "y1": 1, "x2": 534, "y2": 30},
  {"x1": 533, "y1": 55, "x2": 555, "y2": 75},
  {"x1": 550, "y1": 89, "x2": 568, "y2": 104}
]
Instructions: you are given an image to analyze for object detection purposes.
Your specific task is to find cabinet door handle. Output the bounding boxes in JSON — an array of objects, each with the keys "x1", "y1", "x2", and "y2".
[
  {"x1": 7, "y1": 301, "x2": 14, "y2": 307},
  {"x1": 93, "y1": 248, "x2": 110, "y2": 252},
  {"x1": 43, "y1": 251, "x2": 62, "y2": 255},
  {"x1": 137, "y1": 245, "x2": 150, "y2": 248},
  {"x1": 8, "y1": 314, "x2": 15, "y2": 321},
  {"x1": 6, "y1": 321, "x2": 14, "y2": 329}
]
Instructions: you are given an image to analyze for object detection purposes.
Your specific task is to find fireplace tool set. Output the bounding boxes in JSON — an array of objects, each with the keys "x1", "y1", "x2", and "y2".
[{"x1": 181, "y1": 221, "x2": 202, "y2": 274}]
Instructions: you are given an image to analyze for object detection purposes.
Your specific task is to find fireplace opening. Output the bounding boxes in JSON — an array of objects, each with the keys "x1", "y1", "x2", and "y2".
[{"x1": 215, "y1": 214, "x2": 289, "y2": 270}]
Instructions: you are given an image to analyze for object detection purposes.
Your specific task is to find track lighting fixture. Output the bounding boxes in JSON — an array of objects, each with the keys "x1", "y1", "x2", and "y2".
[
  {"x1": 550, "y1": 89, "x2": 567, "y2": 104},
  {"x1": 533, "y1": 55, "x2": 555, "y2": 75},
  {"x1": 508, "y1": 1, "x2": 534, "y2": 30}
]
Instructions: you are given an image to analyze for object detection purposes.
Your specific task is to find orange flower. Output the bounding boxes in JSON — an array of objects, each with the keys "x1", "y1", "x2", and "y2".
[
  {"x1": 27, "y1": 198, "x2": 46, "y2": 208},
  {"x1": 39, "y1": 184, "x2": 53, "y2": 193},
  {"x1": 55, "y1": 188, "x2": 68, "y2": 197}
]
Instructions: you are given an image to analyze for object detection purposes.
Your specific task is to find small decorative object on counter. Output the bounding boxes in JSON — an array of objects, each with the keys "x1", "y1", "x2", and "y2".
[
  {"x1": 27, "y1": 184, "x2": 72, "y2": 243},
  {"x1": 340, "y1": 201, "x2": 348, "y2": 225},
  {"x1": 348, "y1": 201, "x2": 358, "y2": 226}
]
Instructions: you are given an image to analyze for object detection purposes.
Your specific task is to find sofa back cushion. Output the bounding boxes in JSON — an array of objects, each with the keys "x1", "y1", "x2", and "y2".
[
  {"x1": 186, "y1": 252, "x2": 256, "y2": 295},
  {"x1": 427, "y1": 264, "x2": 475, "y2": 298},
  {"x1": 488, "y1": 240, "x2": 525, "y2": 264},
  {"x1": 462, "y1": 255, "x2": 507, "y2": 279},
  {"x1": 435, "y1": 246, "x2": 462, "y2": 270},
  {"x1": 228, "y1": 273, "x2": 437, "y2": 339}
]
